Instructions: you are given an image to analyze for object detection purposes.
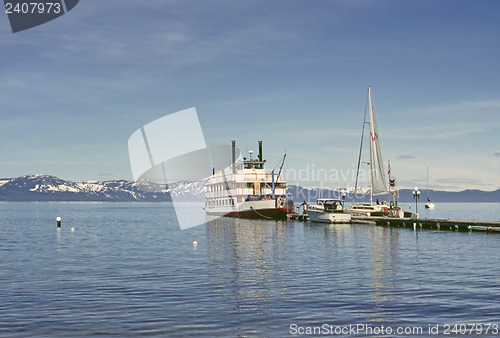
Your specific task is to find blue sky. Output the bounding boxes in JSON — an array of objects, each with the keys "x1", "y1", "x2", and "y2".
[{"x1": 0, "y1": 0, "x2": 499, "y2": 191}]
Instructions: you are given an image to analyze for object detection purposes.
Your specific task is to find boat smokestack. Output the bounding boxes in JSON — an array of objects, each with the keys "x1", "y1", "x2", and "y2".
[
  {"x1": 258, "y1": 141, "x2": 263, "y2": 161},
  {"x1": 232, "y1": 140, "x2": 236, "y2": 174}
]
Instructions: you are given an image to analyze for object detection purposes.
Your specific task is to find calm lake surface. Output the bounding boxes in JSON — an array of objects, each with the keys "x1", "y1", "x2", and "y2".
[{"x1": 1, "y1": 202, "x2": 500, "y2": 337}]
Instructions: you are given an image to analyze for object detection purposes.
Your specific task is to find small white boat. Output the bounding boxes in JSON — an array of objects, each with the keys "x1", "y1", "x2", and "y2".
[
  {"x1": 424, "y1": 167, "x2": 436, "y2": 209},
  {"x1": 307, "y1": 198, "x2": 352, "y2": 223},
  {"x1": 425, "y1": 198, "x2": 435, "y2": 209}
]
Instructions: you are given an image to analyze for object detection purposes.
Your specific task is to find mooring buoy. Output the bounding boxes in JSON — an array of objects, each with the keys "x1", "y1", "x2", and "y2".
[{"x1": 56, "y1": 216, "x2": 62, "y2": 228}]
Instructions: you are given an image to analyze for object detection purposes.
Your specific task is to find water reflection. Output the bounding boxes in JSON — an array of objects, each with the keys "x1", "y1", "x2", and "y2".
[
  {"x1": 2, "y1": 203, "x2": 500, "y2": 336},
  {"x1": 204, "y1": 217, "x2": 411, "y2": 324},
  {"x1": 304, "y1": 222, "x2": 406, "y2": 323},
  {"x1": 368, "y1": 227, "x2": 399, "y2": 322},
  {"x1": 205, "y1": 217, "x2": 290, "y2": 312},
  {"x1": 305, "y1": 221, "x2": 352, "y2": 249}
]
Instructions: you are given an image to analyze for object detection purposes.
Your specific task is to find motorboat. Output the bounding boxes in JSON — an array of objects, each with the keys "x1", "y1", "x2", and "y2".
[{"x1": 307, "y1": 198, "x2": 352, "y2": 223}]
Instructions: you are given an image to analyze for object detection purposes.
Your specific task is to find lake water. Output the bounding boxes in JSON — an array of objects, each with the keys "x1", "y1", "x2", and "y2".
[{"x1": 1, "y1": 202, "x2": 500, "y2": 337}]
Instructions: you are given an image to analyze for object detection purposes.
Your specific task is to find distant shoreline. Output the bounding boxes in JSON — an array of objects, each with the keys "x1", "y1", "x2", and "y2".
[{"x1": 1, "y1": 175, "x2": 499, "y2": 203}]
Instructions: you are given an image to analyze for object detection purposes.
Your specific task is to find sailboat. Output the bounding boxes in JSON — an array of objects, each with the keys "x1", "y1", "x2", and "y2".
[
  {"x1": 424, "y1": 167, "x2": 435, "y2": 209},
  {"x1": 425, "y1": 198, "x2": 435, "y2": 209},
  {"x1": 348, "y1": 87, "x2": 406, "y2": 218}
]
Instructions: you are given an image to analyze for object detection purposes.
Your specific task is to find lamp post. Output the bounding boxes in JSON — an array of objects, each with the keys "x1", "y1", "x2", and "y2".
[{"x1": 412, "y1": 187, "x2": 420, "y2": 216}]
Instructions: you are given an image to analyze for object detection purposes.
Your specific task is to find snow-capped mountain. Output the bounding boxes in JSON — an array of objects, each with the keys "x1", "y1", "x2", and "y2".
[{"x1": 0, "y1": 174, "x2": 205, "y2": 202}]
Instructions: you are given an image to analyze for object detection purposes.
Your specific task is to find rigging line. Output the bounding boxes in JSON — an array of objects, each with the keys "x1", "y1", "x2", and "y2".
[
  {"x1": 270, "y1": 149, "x2": 286, "y2": 172},
  {"x1": 250, "y1": 206, "x2": 274, "y2": 219},
  {"x1": 353, "y1": 89, "x2": 370, "y2": 204},
  {"x1": 276, "y1": 153, "x2": 287, "y2": 182},
  {"x1": 272, "y1": 155, "x2": 284, "y2": 171}
]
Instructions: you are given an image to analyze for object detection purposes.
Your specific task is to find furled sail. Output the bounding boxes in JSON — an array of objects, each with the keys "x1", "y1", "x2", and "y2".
[{"x1": 368, "y1": 87, "x2": 389, "y2": 196}]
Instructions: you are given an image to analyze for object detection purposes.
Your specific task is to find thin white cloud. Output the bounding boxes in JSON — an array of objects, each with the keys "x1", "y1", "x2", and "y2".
[
  {"x1": 378, "y1": 98, "x2": 500, "y2": 140},
  {"x1": 414, "y1": 100, "x2": 500, "y2": 117},
  {"x1": 398, "y1": 155, "x2": 417, "y2": 160},
  {"x1": 383, "y1": 122, "x2": 488, "y2": 140}
]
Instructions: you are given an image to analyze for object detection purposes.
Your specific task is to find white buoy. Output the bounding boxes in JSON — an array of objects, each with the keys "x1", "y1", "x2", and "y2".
[
  {"x1": 70, "y1": 227, "x2": 75, "y2": 231},
  {"x1": 193, "y1": 240, "x2": 198, "y2": 246},
  {"x1": 56, "y1": 216, "x2": 62, "y2": 228}
]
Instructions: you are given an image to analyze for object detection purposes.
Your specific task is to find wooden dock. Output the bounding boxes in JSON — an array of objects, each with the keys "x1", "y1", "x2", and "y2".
[
  {"x1": 288, "y1": 213, "x2": 500, "y2": 233},
  {"x1": 352, "y1": 216, "x2": 500, "y2": 233},
  {"x1": 288, "y1": 213, "x2": 309, "y2": 221}
]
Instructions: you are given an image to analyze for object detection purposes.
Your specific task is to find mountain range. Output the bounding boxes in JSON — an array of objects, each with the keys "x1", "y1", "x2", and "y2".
[
  {"x1": 0, "y1": 174, "x2": 202, "y2": 202},
  {"x1": 288, "y1": 185, "x2": 500, "y2": 203},
  {"x1": 0, "y1": 174, "x2": 498, "y2": 203}
]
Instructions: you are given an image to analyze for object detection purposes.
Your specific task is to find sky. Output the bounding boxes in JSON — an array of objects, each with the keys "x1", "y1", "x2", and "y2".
[{"x1": 0, "y1": 0, "x2": 499, "y2": 191}]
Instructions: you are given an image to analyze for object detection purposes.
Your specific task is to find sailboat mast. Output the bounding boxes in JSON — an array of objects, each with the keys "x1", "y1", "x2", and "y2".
[
  {"x1": 368, "y1": 86, "x2": 373, "y2": 205},
  {"x1": 388, "y1": 160, "x2": 394, "y2": 205},
  {"x1": 352, "y1": 90, "x2": 370, "y2": 205},
  {"x1": 367, "y1": 86, "x2": 389, "y2": 201},
  {"x1": 426, "y1": 166, "x2": 429, "y2": 199}
]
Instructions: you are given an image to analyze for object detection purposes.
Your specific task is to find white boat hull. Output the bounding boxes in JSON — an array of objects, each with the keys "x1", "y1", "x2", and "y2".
[
  {"x1": 425, "y1": 202, "x2": 435, "y2": 209},
  {"x1": 348, "y1": 204, "x2": 410, "y2": 219},
  {"x1": 308, "y1": 210, "x2": 352, "y2": 224},
  {"x1": 347, "y1": 204, "x2": 389, "y2": 217}
]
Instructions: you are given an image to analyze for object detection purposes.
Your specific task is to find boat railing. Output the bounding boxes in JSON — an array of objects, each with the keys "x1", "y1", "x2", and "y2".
[{"x1": 244, "y1": 194, "x2": 287, "y2": 202}]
